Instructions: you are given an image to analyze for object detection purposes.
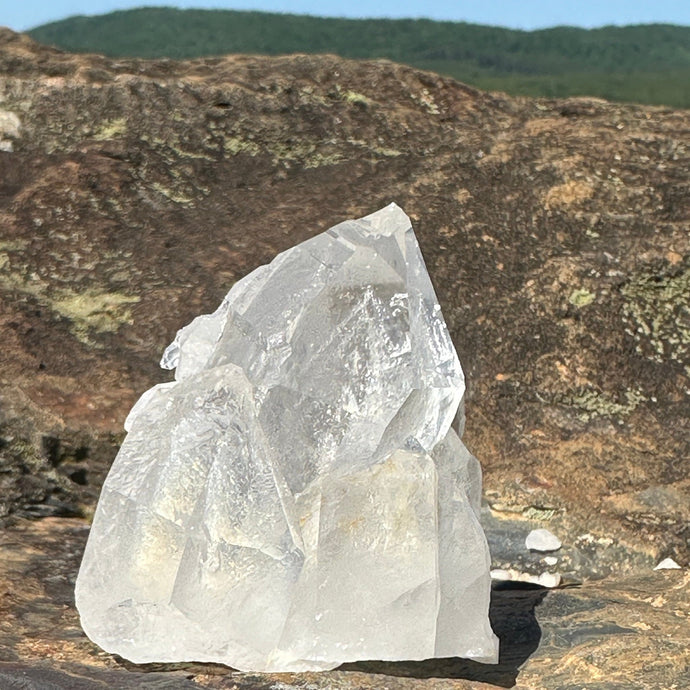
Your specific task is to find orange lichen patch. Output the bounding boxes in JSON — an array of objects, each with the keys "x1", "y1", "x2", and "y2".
[
  {"x1": 553, "y1": 358, "x2": 594, "y2": 389},
  {"x1": 15, "y1": 637, "x2": 92, "y2": 664},
  {"x1": 25, "y1": 378, "x2": 135, "y2": 432},
  {"x1": 523, "y1": 116, "x2": 571, "y2": 136},
  {"x1": 11, "y1": 160, "x2": 83, "y2": 206},
  {"x1": 544, "y1": 180, "x2": 594, "y2": 209},
  {"x1": 477, "y1": 138, "x2": 513, "y2": 166},
  {"x1": 409, "y1": 166, "x2": 451, "y2": 193},
  {"x1": 438, "y1": 225, "x2": 458, "y2": 238},
  {"x1": 455, "y1": 188, "x2": 472, "y2": 203},
  {"x1": 550, "y1": 153, "x2": 586, "y2": 174}
]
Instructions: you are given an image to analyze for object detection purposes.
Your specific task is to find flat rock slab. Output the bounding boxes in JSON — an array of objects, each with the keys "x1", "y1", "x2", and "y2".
[
  {"x1": 0, "y1": 28, "x2": 687, "y2": 573},
  {"x1": 1, "y1": 518, "x2": 687, "y2": 689}
]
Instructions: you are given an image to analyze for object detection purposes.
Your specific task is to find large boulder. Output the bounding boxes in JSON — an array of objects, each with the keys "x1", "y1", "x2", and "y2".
[{"x1": 0, "y1": 27, "x2": 687, "y2": 689}]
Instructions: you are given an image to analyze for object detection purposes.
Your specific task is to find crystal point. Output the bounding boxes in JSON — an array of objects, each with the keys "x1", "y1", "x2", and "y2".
[{"x1": 76, "y1": 203, "x2": 498, "y2": 671}]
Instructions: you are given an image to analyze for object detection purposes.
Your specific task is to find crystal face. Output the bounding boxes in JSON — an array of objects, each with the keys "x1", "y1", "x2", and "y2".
[{"x1": 75, "y1": 203, "x2": 498, "y2": 672}]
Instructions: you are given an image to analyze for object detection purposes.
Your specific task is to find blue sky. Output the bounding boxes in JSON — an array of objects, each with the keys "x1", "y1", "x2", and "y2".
[{"x1": 4, "y1": 0, "x2": 690, "y2": 32}]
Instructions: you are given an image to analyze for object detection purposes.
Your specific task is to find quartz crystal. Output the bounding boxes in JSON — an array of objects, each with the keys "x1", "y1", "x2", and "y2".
[{"x1": 75, "y1": 203, "x2": 498, "y2": 672}]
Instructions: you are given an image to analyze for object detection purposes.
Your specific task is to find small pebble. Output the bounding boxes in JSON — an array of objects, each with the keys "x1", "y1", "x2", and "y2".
[
  {"x1": 543, "y1": 556, "x2": 558, "y2": 566},
  {"x1": 654, "y1": 557, "x2": 681, "y2": 570},
  {"x1": 536, "y1": 572, "x2": 561, "y2": 588},
  {"x1": 525, "y1": 528, "x2": 562, "y2": 552}
]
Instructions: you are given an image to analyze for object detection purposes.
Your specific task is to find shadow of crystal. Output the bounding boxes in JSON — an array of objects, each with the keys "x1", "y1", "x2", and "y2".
[{"x1": 338, "y1": 581, "x2": 549, "y2": 688}]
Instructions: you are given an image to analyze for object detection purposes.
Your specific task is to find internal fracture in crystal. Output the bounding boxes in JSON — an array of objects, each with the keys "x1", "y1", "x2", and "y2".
[{"x1": 75, "y1": 203, "x2": 498, "y2": 672}]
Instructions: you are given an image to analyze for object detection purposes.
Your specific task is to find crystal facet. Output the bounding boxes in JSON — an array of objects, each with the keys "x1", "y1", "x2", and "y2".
[{"x1": 75, "y1": 203, "x2": 498, "y2": 672}]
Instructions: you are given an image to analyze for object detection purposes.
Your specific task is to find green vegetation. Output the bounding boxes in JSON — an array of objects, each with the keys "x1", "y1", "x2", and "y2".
[
  {"x1": 28, "y1": 8, "x2": 690, "y2": 108},
  {"x1": 622, "y1": 266, "x2": 690, "y2": 376}
]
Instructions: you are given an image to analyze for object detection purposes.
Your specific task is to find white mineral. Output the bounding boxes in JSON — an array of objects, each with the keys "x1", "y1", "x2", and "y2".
[
  {"x1": 525, "y1": 528, "x2": 562, "y2": 552},
  {"x1": 654, "y1": 557, "x2": 681, "y2": 570},
  {"x1": 490, "y1": 569, "x2": 561, "y2": 588},
  {"x1": 75, "y1": 203, "x2": 498, "y2": 672}
]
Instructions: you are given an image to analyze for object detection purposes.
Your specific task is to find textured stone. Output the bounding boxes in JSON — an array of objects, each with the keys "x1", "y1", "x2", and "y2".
[
  {"x1": 1, "y1": 29, "x2": 688, "y2": 689},
  {"x1": 0, "y1": 29, "x2": 687, "y2": 570},
  {"x1": 75, "y1": 204, "x2": 497, "y2": 672},
  {"x1": 2, "y1": 517, "x2": 689, "y2": 690}
]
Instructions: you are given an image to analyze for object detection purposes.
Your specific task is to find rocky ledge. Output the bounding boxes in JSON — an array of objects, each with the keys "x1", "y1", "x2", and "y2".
[{"x1": 0, "y1": 27, "x2": 688, "y2": 689}]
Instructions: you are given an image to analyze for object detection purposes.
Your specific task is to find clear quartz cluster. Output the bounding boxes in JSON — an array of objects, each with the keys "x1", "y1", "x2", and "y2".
[{"x1": 75, "y1": 203, "x2": 498, "y2": 672}]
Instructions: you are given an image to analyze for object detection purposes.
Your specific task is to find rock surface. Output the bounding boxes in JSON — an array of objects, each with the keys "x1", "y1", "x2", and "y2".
[
  {"x1": 1, "y1": 518, "x2": 688, "y2": 689},
  {"x1": 0, "y1": 27, "x2": 688, "y2": 689}
]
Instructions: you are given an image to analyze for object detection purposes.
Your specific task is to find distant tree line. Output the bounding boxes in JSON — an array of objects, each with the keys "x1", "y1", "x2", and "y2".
[{"x1": 28, "y1": 8, "x2": 690, "y2": 108}]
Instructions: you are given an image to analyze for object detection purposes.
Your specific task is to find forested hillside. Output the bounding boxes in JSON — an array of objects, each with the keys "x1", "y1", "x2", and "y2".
[{"x1": 28, "y1": 8, "x2": 690, "y2": 108}]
